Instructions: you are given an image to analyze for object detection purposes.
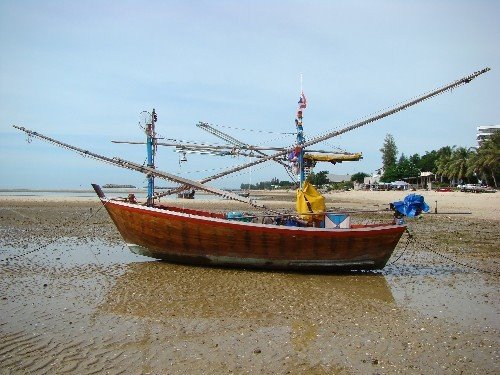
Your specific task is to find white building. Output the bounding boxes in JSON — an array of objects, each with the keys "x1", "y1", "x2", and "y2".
[
  {"x1": 477, "y1": 125, "x2": 499, "y2": 146},
  {"x1": 363, "y1": 168, "x2": 383, "y2": 185}
]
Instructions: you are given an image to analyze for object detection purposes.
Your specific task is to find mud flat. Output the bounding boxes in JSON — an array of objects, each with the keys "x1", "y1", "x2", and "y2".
[{"x1": 0, "y1": 192, "x2": 498, "y2": 374}]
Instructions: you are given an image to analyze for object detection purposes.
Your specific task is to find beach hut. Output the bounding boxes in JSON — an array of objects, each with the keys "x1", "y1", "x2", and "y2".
[{"x1": 420, "y1": 171, "x2": 434, "y2": 190}]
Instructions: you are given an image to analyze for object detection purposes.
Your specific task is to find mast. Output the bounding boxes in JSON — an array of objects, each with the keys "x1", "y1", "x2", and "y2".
[
  {"x1": 146, "y1": 109, "x2": 157, "y2": 206},
  {"x1": 295, "y1": 88, "x2": 307, "y2": 188}
]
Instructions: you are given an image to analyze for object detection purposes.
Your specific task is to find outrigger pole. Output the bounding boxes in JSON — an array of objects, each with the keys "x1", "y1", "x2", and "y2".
[
  {"x1": 12, "y1": 125, "x2": 269, "y2": 210},
  {"x1": 118, "y1": 67, "x2": 491, "y2": 200},
  {"x1": 196, "y1": 122, "x2": 296, "y2": 178}
]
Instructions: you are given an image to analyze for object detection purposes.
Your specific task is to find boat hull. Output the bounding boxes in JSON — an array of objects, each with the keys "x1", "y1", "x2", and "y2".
[{"x1": 100, "y1": 198, "x2": 406, "y2": 271}]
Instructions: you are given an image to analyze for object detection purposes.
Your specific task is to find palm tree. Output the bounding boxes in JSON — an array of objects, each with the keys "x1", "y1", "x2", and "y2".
[
  {"x1": 469, "y1": 132, "x2": 500, "y2": 187},
  {"x1": 435, "y1": 146, "x2": 453, "y2": 183},
  {"x1": 445, "y1": 147, "x2": 473, "y2": 185},
  {"x1": 467, "y1": 149, "x2": 480, "y2": 181}
]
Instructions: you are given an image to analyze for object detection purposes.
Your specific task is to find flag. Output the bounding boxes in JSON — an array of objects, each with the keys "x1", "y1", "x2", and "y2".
[{"x1": 298, "y1": 91, "x2": 307, "y2": 109}]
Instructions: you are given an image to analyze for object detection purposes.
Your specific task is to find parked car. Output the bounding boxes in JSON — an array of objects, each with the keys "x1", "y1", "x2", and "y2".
[
  {"x1": 435, "y1": 187, "x2": 453, "y2": 192},
  {"x1": 460, "y1": 184, "x2": 486, "y2": 193}
]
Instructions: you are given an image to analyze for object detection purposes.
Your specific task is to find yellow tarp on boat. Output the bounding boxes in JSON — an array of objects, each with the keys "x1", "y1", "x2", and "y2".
[
  {"x1": 296, "y1": 181, "x2": 326, "y2": 222},
  {"x1": 303, "y1": 152, "x2": 362, "y2": 163}
]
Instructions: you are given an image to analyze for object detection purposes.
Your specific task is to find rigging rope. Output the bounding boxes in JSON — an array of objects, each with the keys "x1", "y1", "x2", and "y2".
[
  {"x1": 207, "y1": 123, "x2": 295, "y2": 135},
  {"x1": 414, "y1": 237, "x2": 500, "y2": 276},
  {"x1": 387, "y1": 227, "x2": 413, "y2": 265},
  {"x1": 254, "y1": 132, "x2": 295, "y2": 146},
  {"x1": 388, "y1": 227, "x2": 499, "y2": 276}
]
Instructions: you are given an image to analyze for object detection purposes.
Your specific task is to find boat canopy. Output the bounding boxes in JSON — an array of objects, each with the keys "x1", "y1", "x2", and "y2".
[{"x1": 303, "y1": 153, "x2": 362, "y2": 163}]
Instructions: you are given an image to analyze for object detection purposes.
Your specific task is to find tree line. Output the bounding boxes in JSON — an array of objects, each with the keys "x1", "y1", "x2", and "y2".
[
  {"x1": 240, "y1": 177, "x2": 295, "y2": 190},
  {"x1": 240, "y1": 131, "x2": 499, "y2": 189},
  {"x1": 240, "y1": 172, "x2": 333, "y2": 190},
  {"x1": 376, "y1": 132, "x2": 499, "y2": 187}
]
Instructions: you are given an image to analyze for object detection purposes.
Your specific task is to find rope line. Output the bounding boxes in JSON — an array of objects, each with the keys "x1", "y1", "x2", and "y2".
[
  {"x1": 415, "y1": 237, "x2": 500, "y2": 276},
  {"x1": 1, "y1": 202, "x2": 108, "y2": 263},
  {"x1": 208, "y1": 123, "x2": 295, "y2": 135},
  {"x1": 390, "y1": 227, "x2": 499, "y2": 275},
  {"x1": 0, "y1": 207, "x2": 41, "y2": 223},
  {"x1": 387, "y1": 227, "x2": 498, "y2": 275},
  {"x1": 387, "y1": 228, "x2": 413, "y2": 265}
]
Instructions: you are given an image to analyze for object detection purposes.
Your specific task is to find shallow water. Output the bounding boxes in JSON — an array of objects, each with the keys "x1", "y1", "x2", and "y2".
[
  {"x1": 1, "y1": 238, "x2": 498, "y2": 374},
  {"x1": 384, "y1": 254, "x2": 498, "y2": 331},
  {"x1": 0, "y1": 189, "x2": 222, "y2": 201}
]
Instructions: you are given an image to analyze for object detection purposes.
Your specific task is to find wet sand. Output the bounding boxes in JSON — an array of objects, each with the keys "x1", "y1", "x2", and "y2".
[{"x1": 0, "y1": 191, "x2": 499, "y2": 374}]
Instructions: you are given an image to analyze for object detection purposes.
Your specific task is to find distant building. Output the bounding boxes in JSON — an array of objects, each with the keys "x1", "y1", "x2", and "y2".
[
  {"x1": 419, "y1": 171, "x2": 434, "y2": 188},
  {"x1": 363, "y1": 168, "x2": 383, "y2": 185},
  {"x1": 326, "y1": 174, "x2": 351, "y2": 183},
  {"x1": 477, "y1": 125, "x2": 499, "y2": 146}
]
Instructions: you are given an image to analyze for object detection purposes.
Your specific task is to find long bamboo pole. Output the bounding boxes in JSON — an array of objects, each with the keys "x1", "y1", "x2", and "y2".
[
  {"x1": 12, "y1": 125, "x2": 269, "y2": 209},
  {"x1": 114, "y1": 68, "x2": 490, "y2": 199}
]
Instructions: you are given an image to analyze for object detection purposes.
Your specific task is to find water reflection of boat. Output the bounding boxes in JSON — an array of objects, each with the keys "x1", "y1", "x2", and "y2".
[{"x1": 98, "y1": 262, "x2": 394, "y2": 319}]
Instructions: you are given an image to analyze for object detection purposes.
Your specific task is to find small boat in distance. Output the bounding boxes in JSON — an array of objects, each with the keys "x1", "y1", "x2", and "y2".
[{"x1": 177, "y1": 189, "x2": 195, "y2": 199}]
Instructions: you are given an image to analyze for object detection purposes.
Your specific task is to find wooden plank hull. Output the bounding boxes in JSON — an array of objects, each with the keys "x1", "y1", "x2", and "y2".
[{"x1": 100, "y1": 198, "x2": 406, "y2": 271}]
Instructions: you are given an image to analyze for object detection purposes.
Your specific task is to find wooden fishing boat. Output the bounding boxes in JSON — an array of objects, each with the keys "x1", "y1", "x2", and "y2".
[
  {"x1": 14, "y1": 68, "x2": 489, "y2": 271},
  {"x1": 92, "y1": 184, "x2": 406, "y2": 271}
]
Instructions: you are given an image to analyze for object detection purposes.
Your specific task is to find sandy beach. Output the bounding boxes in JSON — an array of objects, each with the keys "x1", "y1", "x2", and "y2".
[{"x1": 0, "y1": 190, "x2": 498, "y2": 374}]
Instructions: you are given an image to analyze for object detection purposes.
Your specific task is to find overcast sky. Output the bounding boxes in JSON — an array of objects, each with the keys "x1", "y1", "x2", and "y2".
[{"x1": 1, "y1": 0, "x2": 498, "y2": 189}]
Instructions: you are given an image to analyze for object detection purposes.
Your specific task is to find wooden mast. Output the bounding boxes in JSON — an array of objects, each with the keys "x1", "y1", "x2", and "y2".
[{"x1": 296, "y1": 77, "x2": 307, "y2": 188}]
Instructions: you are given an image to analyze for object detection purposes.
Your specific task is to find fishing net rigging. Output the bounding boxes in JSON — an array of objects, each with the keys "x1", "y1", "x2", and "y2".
[{"x1": 12, "y1": 67, "x2": 490, "y2": 206}]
